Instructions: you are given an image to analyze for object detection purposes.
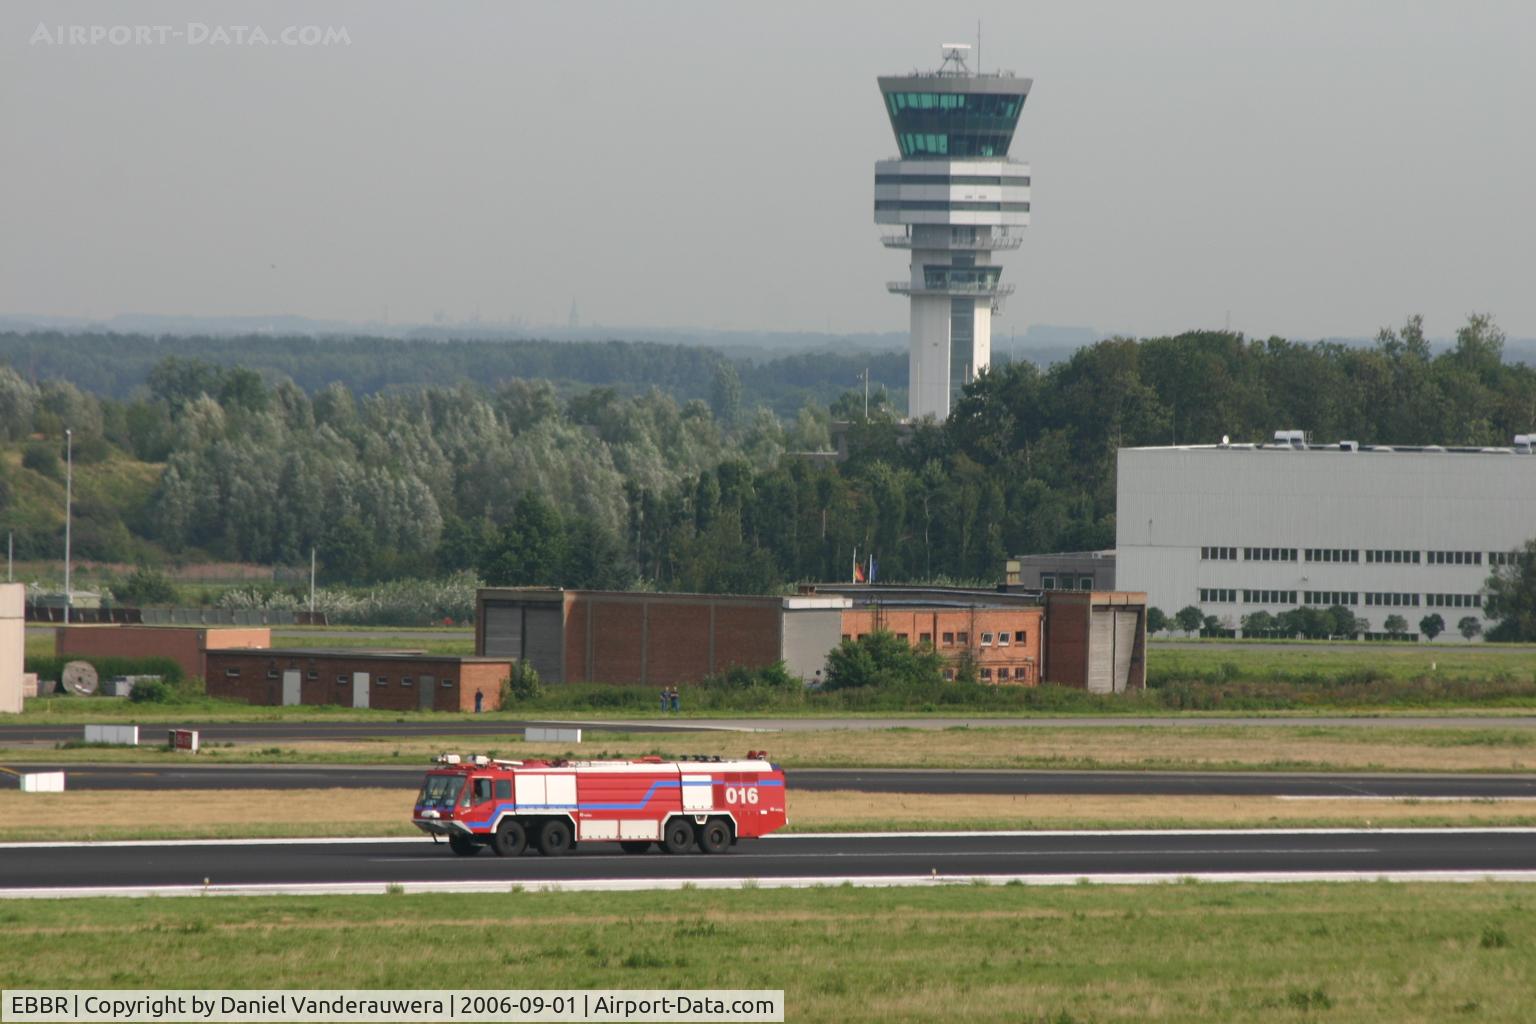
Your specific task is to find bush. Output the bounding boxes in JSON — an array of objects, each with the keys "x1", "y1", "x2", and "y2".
[
  {"x1": 215, "y1": 572, "x2": 480, "y2": 626},
  {"x1": 128, "y1": 680, "x2": 173, "y2": 704},
  {"x1": 113, "y1": 565, "x2": 179, "y2": 607},
  {"x1": 25, "y1": 654, "x2": 185, "y2": 686},
  {"x1": 21, "y1": 442, "x2": 61, "y2": 479},
  {"x1": 502, "y1": 661, "x2": 543, "y2": 703},
  {"x1": 823, "y1": 631, "x2": 945, "y2": 690}
]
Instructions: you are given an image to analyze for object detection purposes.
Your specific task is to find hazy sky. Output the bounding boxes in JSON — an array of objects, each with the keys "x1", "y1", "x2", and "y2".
[{"x1": 2, "y1": 0, "x2": 1532, "y2": 341}]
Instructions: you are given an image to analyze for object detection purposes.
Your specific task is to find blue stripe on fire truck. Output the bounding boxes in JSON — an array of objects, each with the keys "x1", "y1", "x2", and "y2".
[{"x1": 460, "y1": 777, "x2": 782, "y2": 828}]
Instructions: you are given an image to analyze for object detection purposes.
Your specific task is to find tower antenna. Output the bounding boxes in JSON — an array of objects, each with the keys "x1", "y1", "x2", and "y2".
[{"x1": 977, "y1": 20, "x2": 982, "y2": 75}]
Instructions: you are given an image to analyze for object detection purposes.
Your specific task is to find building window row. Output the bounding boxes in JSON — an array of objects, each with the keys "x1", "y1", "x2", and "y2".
[
  {"x1": 1242, "y1": 589, "x2": 1298, "y2": 604},
  {"x1": 1040, "y1": 574, "x2": 1095, "y2": 591},
  {"x1": 1426, "y1": 593, "x2": 1483, "y2": 608},
  {"x1": 1303, "y1": 591, "x2": 1359, "y2": 607},
  {"x1": 1364, "y1": 592, "x2": 1420, "y2": 607},
  {"x1": 1489, "y1": 551, "x2": 1526, "y2": 567},
  {"x1": 1305, "y1": 548, "x2": 1360, "y2": 563},
  {"x1": 1366, "y1": 549, "x2": 1421, "y2": 564},
  {"x1": 1427, "y1": 550, "x2": 1483, "y2": 566},
  {"x1": 1199, "y1": 588, "x2": 1237, "y2": 603},
  {"x1": 1245, "y1": 547, "x2": 1297, "y2": 562},
  {"x1": 1201, "y1": 546, "x2": 1238, "y2": 561}
]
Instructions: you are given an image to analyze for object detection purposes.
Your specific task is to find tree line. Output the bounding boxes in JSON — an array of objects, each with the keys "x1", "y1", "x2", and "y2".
[{"x1": 2, "y1": 315, "x2": 1535, "y2": 639}]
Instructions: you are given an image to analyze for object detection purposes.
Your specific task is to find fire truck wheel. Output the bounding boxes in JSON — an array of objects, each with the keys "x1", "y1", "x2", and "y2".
[
  {"x1": 619, "y1": 841, "x2": 652, "y2": 854},
  {"x1": 660, "y1": 818, "x2": 697, "y2": 855},
  {"x1": 699, "y1": 819, "x2": 732, "y2": 854},
  {"x1": 448, "y1": 833, "x2": 480, "y2": 856},
  {"x1": 536, "y1": 819, "x2": 573, "y2": 856},
  {"x1": 491, "y1": 818, "x2": 527, "y2": 857}
]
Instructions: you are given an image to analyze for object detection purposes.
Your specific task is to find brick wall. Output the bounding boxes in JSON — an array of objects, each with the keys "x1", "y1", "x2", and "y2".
[
  {"x1": 839, "y1": 607, "x2": 1045, "y2": 684},
  {"x1": 563, "y1": 596, "x2": 587, "y2": 684},
  {"x1": 710, "y1": 604, "x2": 780, "y2": 673},
  {"x1": 1042, "y1": 594, "x2": 1089, "y2": 688},
  {"x1": 589, "y1": 600, "x2": 646, "y2": 684},
  {"x1": 204, "y1": 651, "x2": 510, "y2": 712},
  {"x1": 56, "y1": 626, "x2": 271, "y2": 681},
  {"x1": 646, "y1": 603, "x2": 712, "y2": 682},
  {"x1": 569, "y1": 594, "x2": 782, "y2": 685}
]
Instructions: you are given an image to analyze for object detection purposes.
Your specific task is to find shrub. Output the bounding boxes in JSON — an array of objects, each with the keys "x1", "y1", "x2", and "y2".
[
  {"x1": 823, "y1": 631, "x2": 945, "y2": 690},
  {"x1": 25, "y1": 655, "x2": 185, "y2": 686},
  {"x1": 502, "y1": 661, "x2": 543, "y2": 703},
  {"x1": 129, "y1": 680, "x2": 173, "y2": 704},
  {"x1": 113, "y1": 565, "x2": 179, "y2": 607},
  {"x1": 21, "y1": 442, "x2": 61, "y2": 479}
]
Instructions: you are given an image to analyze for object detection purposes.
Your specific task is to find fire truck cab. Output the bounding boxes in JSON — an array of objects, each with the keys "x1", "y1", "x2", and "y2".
[{"x1": 413, "y1": 751, "x2": 787, "y2": 856}]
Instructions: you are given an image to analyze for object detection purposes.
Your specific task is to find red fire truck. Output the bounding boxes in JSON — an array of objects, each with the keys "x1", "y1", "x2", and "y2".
[{"x1": 412, "y1": 752, "x2": 787, "y2": 856}]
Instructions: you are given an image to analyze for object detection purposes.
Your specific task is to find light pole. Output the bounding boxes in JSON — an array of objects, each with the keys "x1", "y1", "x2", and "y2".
[{"x1": 63, "y1": 428, "x2": 72, "y2": 626}]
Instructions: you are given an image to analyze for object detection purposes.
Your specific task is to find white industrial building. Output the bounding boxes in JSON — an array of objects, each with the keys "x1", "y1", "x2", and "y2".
[
  {"x1": 875, "y1": 44, "x2": 1031, "y2": 421},
  {"x1": 1116, "y1": 434, "x2": 1536, "y2": 640}
]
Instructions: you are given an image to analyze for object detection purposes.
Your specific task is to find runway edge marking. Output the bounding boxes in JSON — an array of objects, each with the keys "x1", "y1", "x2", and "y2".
[
  {"x1": 4, "y1": 827, "x2": 1536, "y2": 850},
  {"x1": 6, "y1": 871, "x2": 1536, "y2": 900}
]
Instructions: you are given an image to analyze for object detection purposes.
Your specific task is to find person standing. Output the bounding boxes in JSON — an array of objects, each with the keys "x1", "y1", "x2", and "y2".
[
  {"x1": 669, "y1": 687, "x2": 681, "y2": 714},
  {"x1": 660, "y1": 687, "x2": 669, "y2": 713}
]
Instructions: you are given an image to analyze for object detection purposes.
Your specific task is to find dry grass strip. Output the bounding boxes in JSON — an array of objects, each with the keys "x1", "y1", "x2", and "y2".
[{"x1": 3, "y1": 787, "x2": 1533, "y2": 842}]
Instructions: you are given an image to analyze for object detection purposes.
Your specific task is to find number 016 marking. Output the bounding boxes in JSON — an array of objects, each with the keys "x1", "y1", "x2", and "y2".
[{"x1": 723, "y1": 786, "x2": 759, "y2": 805}]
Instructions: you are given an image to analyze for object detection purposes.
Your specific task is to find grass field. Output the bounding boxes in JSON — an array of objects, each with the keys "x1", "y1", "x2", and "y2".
[
  {"x1": 1149, "y1": 641, "x2": 1536, "y2": 684},
  {"x1": 2, "y1": 884, "x2": 1533, "y2": 1022},
  {"x1": 4, "y1": 787, "x2": 1536, "y2": 842},
  {"x1": 9, "y1": 723, "x2": 1536, "y2": 774}
]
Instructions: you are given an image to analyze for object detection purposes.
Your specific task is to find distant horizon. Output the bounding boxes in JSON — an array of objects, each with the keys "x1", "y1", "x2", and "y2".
[{"x1": 1, "y1": 309, "x2": 1531, "y2": 355}]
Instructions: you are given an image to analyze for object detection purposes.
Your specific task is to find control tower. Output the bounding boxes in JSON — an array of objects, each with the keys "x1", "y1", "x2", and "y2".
[{"x1": 875, "y1": 44, "x2": 1031, "y2": 420}]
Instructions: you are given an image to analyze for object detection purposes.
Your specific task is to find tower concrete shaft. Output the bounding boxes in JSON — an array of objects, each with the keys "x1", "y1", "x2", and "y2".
[{"x1": 874, "y1": 46, "x2": 1031, "y2": 420}]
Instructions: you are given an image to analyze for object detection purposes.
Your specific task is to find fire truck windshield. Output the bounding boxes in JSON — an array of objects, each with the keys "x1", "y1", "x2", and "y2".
[{"x1": 418, "y1": 774, "x2": 465, "y2": 810}]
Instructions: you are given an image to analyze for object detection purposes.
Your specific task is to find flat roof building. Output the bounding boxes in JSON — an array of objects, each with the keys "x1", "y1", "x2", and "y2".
[
  {"x1": 1116, "y1": 435, "x2": 1536, "y2": 639},
  {"x1": 476, "y1": 589, "x2": 850, "y2": 687},
  {"x1": 205, "y1": 649, "x2": 512, "y2": 712}
]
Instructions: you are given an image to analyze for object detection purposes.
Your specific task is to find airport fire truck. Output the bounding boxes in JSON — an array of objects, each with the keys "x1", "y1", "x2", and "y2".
[{"x1": 412, "y1": 752, "x2": 787, "y2": 856}]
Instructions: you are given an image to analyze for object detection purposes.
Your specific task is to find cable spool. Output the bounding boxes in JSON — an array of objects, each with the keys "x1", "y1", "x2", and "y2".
[{"x1": 62, "y1": 661, "x2": 99, "y2": 697}]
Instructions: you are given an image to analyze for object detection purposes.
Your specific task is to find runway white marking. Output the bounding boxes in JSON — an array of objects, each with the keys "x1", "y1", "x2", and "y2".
[
  {"x1": 1275, "y1": 795, "x2": 1536, "y2": 802},
  {"x1": 371, "y1": 847, "x2": 1384, "y2": 864},
  {"x1": 5, "y1": 871, "x2": 1536, "y2": 900},
  {"x1": 0, "y1": 827, "x2": 1531, "y2": 850}
]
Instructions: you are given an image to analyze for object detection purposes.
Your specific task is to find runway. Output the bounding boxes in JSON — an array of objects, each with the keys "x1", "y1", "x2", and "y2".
[
  {"x1": 6, "y1": 763, "x2": 1536, "y2": 798},
  {"x1": 1, "y1": 830, "x2": 1532, "y2": 897}
]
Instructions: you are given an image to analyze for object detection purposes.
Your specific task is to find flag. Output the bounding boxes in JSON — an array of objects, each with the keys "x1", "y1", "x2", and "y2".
[
  {"x1": 868, "y1": 555, "x2": 878, "y2": 584},
  {"x1": 853, "y1": 547, "x2": 864, "y2": 583}
]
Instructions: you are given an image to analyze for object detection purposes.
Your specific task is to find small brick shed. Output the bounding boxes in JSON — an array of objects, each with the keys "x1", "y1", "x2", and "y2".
[{"x1": 204, "y1": 649, "x2": 513, "y2": 712}]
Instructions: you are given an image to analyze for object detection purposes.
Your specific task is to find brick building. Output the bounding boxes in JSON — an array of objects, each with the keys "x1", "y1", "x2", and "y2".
[
  {"x1": 476, "y1": 588, "x2": 847, "y2": 685},
  {"x1": 1041, "y1": 591, "x2": 1147, "y2": 693},
  {"x1": 476, "y1": 585, "x2": 1146, "y2": 692},
  {"x1": 838, "y1": 604, "x2": 1044, "y2": 683},
  {"x1": 56, "y1": 625, "x2": 271, "y2": 682},
  {"x1": 204, "y1": 649, "x2": 513, "y2": 712}
]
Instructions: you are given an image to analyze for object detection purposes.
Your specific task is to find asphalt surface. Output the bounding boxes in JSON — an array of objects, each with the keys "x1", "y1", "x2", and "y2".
[
  {"x1": 2, "y1": 832, "x2": 1532, "y2": 892},
  {"x1": 8, "y1": 763, "x2": 1536, "y2": 799},
  {"x1": 0, "y1": 719, "x2": 739, "y2": 743},
  {"x1": 4, "y1": 715, "x2": 1535, "y2": 745}
]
